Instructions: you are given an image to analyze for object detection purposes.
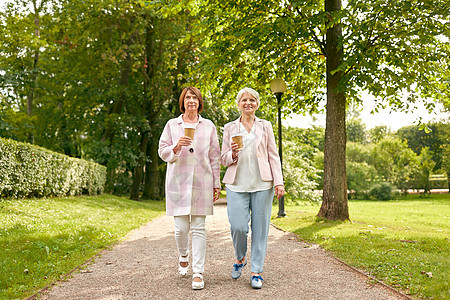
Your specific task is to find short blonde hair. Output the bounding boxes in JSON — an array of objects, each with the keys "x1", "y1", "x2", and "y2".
[{"x1": 236, "y1": 87, "x2": 260, "y2": 108}]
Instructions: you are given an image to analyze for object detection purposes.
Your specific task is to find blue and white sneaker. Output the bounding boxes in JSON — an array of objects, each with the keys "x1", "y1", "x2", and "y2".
[
  {"x1": 251, "y1": 275, "x2": 264, "y2": 289},
  {"x1": 231, "y1": 260, "x2": 247, "y2": 279}
]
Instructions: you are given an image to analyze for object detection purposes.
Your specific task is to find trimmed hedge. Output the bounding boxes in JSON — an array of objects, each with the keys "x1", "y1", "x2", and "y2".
[{"x1": 0, "y1": 137, "x2": 106, "y2": 198}]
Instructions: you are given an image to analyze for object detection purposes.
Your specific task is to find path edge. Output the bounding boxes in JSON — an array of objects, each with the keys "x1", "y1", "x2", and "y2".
[
  {"x1": 24, "y1": 214, "x2": 166, "y2": 300},
  {"x1": 270, "y1": 222, "x2": 415, "y2": 300}
]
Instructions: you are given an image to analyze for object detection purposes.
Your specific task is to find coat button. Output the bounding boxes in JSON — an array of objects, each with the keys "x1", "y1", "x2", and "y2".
[{"x1": 189, "y1": 148, "x2": 194, "y2": 153}]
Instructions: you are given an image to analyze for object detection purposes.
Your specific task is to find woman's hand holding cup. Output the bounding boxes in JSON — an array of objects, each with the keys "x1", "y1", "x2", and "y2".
[
  {"x1": 173, "y1": 136, "x2": 192, "y2": 154},
  {"x1": 179, "y1": 136, "x2": 192, "y2": 146},
  {"x1": 231, "y1": 142, "x2": 240, "y2": 159}
]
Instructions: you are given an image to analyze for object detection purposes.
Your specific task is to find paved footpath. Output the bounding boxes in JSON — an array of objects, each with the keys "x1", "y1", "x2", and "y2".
[{"x1": 39, "y1": 201, "x2": 407, "y2": 300}]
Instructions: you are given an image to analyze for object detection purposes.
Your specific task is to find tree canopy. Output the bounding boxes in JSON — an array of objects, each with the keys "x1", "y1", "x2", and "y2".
[
  {"x1": 1, "y1": 1, "x2": 448, "y2": 216},
  {"x1": 0, "y1": 0, "x2": 203, "y2": 198},
  {"x1": 187, "y1": 0, "x2": 449, "y2": 219}
]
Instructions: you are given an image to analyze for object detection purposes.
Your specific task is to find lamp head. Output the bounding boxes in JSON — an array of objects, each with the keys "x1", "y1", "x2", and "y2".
[{"x1": 270, "y1": 78, "x2": 287, "y2": 95}]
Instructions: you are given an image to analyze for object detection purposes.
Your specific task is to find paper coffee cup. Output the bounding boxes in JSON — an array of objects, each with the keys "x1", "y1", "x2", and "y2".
[
  {"x1": 184, "y1": 127, "x2": 195, "y2": 139},
  {"x1": 231, "y1": 134, "x2": 244, "y2": 149}
]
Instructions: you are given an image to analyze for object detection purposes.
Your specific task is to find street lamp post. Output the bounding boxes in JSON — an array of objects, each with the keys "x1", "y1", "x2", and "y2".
[{"x1": 270, "y1": 78, "x2": 287, "y2": 218}]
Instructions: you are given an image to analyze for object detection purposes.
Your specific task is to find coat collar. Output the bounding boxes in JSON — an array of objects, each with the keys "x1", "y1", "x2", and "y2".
[
  {"x1": 177, "y1": 114, "x2": 203, "y2": 124},
  {"x1": 231, "y1": 115, "x2": 263, "y2": 125}
]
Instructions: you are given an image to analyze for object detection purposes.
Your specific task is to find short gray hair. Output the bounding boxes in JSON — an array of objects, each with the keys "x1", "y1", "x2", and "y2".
[{"x1": 236, "y1": 87, "x2": 260, "y2": 108}]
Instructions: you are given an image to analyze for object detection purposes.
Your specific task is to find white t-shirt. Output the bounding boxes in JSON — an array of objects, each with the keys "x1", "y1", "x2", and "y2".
[{"x1": 226, "y1": 122, "x2": 273, "y2": 193}]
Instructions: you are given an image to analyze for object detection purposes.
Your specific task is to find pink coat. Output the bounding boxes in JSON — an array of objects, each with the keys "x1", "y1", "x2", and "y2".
[
  {"x1": 159, "y1": 115, "x2": 221, "y2": 216},
  {"x1": 221, "y1": 117, "x2": 284, "y2": 187}
]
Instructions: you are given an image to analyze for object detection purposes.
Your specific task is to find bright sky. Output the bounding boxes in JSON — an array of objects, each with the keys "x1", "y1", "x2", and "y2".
[{"x1": 285, "y1": 94, "x2": 449, "y2": 131}]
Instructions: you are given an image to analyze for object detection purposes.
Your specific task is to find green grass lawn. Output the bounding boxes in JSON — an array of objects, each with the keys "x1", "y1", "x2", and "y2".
[
  {"x1": 0, "y1": 194, "x2": 165, "y2": 299},
  {"x1": 272, "y1": 193, "x2": 449, "y2": 299}
]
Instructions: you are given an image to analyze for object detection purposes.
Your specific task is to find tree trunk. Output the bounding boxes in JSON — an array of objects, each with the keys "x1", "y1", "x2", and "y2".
[
  {"x1": 27, "y1": 2, "x2": 41, "y2": 144},
  {"x1": 27, "y1": 49, "x2": 39, "y2": 118},
  {"x1": 141, "y1": 16, "x2": 163, "y2": 200},
  {"x1": 143, "y1": 136, "x2": 161, "y2": 199},
  {"x1": 130, "y1": 131, "x2": 150, "y2": 200},
  {"x1": 318, "y1": 0, "x2": 349, "y2": 221},
  {"x1": 102, "y1": 34, "x2": 133, "y2": 193},
  {"x1": 101, "y1": 58, "x2": 129, "y2": 143}
]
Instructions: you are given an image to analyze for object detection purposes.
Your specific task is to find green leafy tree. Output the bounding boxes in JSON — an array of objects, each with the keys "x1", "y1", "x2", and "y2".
[
  {"x1": 0, "y1": 0, "x2": 55, "y2": 144},
  {"x1": 346, "y1": 142, "x2": 378, "y2": 198},
  {"x1": 314, "y1": 151, "x2": 324, "y2": 190},
  {"x1": 1, "y1": 0, "x2": 199, "y2": 199},
  {"x1": 347, "y1": 161, "x2": 378, "y2": 198},
  {"x1": 346, "y1": 141, "x2": 372, "y2": 163},
  {"x1": 282, "y1": 140, "x2": 320, "y2": 202},
  {"x1": 346, "y1": 118, "x2": 367, "y2": 143},
  {"x1": 413, "y1": 147, "x2": 436, "y2": 195},
  {"x1": 283, "y1": 126, "x2": 325, "y2": 159},
  {"x1": 442, "y1": 143, "x2": 450, "y2": 192},
  {"x1": 368, "y1": 125, "x2": 392, "y2": 143},
  {"x1": 281, "y1": 126, "x2": 324, "y2": 199},
  {"x1": 191, "y1": 0, "x2": 449, "y2": 220},
  {"x1": 371, "y1": 137, "x2": 420, "y2": 193},
  {"x1": 396, "y1": 122, "x2": 450, "y2": 172}
]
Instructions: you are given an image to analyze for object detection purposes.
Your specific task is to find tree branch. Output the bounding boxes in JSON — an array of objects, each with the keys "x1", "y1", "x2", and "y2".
[
  {"x1": 343, "y1": 10, "x2": 383, "y2": 76},
  {"x1": 295, "y1": 7, "x2": 326, "y2": 56}
]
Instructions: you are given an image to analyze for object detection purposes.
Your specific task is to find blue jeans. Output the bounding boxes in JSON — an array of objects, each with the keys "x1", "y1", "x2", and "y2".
[{"x1": 226, "y1": 187, "x2": 274, "y2": 274}]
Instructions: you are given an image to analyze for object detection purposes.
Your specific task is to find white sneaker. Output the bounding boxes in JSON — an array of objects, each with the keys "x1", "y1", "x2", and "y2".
[
  {"x1": 178, "y1": 254, "x2": 189, "y2": 277},
  {"x1": 192, "y1": 273, "x2": 204, "y2": 290},
  {"x1": 251, "y1": 275, "x2": 264, "y2": 289}
]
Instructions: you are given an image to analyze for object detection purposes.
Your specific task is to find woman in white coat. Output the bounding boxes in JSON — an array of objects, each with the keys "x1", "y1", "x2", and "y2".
[{"x1": 159, "y1": 86, "x2": 221, "y2": 290}]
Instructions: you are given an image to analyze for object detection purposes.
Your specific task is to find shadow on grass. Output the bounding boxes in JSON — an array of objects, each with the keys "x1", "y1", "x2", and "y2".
[
  {"x1": 289, "y1": 216, "x2": 346, "y2": 242},
  {"x1": 53, "y1": 195, "x2": 167, "y2": 212},
  {"x1": 0, "y1": 195, "x2": 167, "y2": 299}
]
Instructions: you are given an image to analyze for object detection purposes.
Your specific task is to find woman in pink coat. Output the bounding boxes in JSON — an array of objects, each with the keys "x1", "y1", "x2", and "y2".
[
  {"x1": 158, "y1": 87, "x2": 221, "y2": 290},
  {"x1": 221, "y1": 87, "x2": 284, "y2": 289}
]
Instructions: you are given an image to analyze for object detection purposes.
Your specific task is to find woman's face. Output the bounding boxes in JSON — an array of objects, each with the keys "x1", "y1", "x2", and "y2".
[
  {"x1": 238, "y1": 92, "x2": 258, "y2": 115},
  {"x1": 184, "y1": 90, "x2": 199, "y2": 113}
]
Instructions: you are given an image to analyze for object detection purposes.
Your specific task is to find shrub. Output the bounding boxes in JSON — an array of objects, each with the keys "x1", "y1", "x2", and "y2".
[
  {"x1": 371, "y1": 138, "x2": 420, "y2": 193},
  {"x1": 347, "y1": 161, "x2": 379, "y2": 199},
  {"x1": 369, "y1": 182, "x2": 395, "y2": 201},
  {"x1": 313, "y1": 151, "x2": 324, "y2": 190},
  {"x1": 411, "y1": 147, "x2": 436, "y2": 194},
  {"x1": 282, "y1": 140, "x2": 320, "y2": 203},
  {"x1": 0, "y1": 137, "x2": 106, "y2": 198}
]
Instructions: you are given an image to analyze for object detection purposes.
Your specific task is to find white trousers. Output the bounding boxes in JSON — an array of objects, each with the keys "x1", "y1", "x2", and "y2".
[{"x1": 174, "y1": 215, "x2": 206, "y2": 274}]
